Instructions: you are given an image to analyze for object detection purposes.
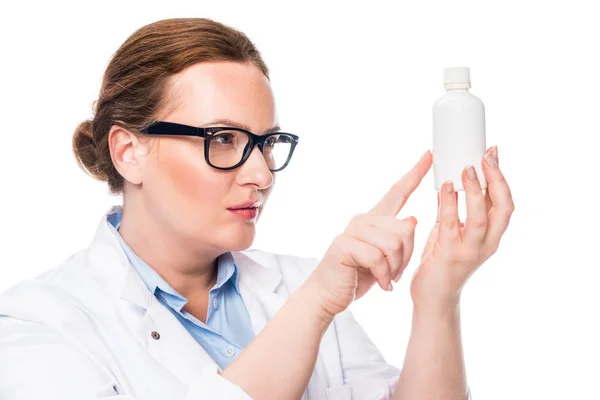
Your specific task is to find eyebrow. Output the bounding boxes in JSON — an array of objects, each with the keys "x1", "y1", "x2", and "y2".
[{"x1": 201, "y1": 118, "x2": 281, "y2": 134}]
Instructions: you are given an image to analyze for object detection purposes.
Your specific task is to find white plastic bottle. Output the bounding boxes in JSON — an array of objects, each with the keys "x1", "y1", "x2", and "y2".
[{"x1": 432, "y1": 66, "x2": 487, "y2": 191}]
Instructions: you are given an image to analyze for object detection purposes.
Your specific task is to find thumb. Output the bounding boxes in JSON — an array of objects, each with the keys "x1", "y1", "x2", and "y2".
[
  {"x1": 401, "y1": 216, "x2": 418, "y2": 229},
  {"x1": 421, "y1": 223, "x2": 438, "y2": 260}
]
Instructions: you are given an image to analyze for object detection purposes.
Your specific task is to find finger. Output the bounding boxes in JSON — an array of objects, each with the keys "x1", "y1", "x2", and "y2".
[
  {"x1": 421, "y1": 223, "x2": 439, "y2": 260},
  {"x1": 484, "y1": 189, "x2": 493, "y2": 211},
  {"x1": 481, "y1": 148, "x2": 515, "y2": 247},
  {"x1": 393, "y1": 217, "x2": 416, "y2": 282},
  {"x1": 462, "y1": 165, "x2": 488, "y2": 246},
  {"x1": 436, "y1": 191, "x2": 440, "y2": 223},
  {"x1": 369, "y1": 150, "x2": 432, "y2": 217},
  {"x1": 436, "y1": 190, "x2": 457, "y2": 222},
  {"x1": 346, "y1": 224, "x2": 401, "y2": 289},
  {"x1": 438, "y1": 180, "x2": 461, "y2": 246},
  {"x1": 359, "y1": 215, "x2": 418, "y2": 282},
  {"x1": 344, "y1": 236, "x2": 394, "y2": 291},
  {"x1": 483, "y1": 146, "x2": 497, "y2": 210}
]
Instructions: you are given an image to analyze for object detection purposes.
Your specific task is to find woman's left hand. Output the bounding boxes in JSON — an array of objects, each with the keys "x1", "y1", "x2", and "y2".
[{"x1": 410, "y1": 145, "x2": 515, "y2": 312}]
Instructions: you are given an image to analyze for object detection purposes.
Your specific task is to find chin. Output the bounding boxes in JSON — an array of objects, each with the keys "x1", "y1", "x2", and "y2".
[{"x1": 218, "y1": 225, "x2": 256, "y2": 252}]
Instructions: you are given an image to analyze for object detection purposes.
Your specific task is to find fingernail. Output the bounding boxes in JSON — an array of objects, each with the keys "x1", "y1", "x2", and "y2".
[
  {"x1": 421, "y1": 150, "x2": 430, "y2": 160},
  {"x1": 485, "y1": 153, "x2": 497, "y2": 167},
  {"x1": 387, "y1": 283, "x2": 394, "y2": 292},
  {"x1": 445, "y1": 180, "x2": 454, "y2": 193},
  {"x1": 466, "y1": 165, "x2": 477, "y2": 180},
  {"x1": 492, "y1": 145, "x2": 498, "y2": 159}
]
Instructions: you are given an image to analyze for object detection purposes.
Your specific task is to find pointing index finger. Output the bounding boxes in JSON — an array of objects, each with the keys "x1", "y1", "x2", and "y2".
[{"x1": 368, "y1": 150, "x2": 432, "y2": 217}]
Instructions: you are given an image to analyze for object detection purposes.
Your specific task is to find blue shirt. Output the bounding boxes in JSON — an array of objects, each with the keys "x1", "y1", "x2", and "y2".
[{"x1": 106, "y1": 207, "x2": 255, "y2": 370}]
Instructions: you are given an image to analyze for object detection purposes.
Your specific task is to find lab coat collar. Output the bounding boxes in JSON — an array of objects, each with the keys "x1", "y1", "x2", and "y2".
[
  {"x1": 87, "y1": 205, "x2": 283, "y2": 311},
  {"x1": 85, "y1": 206, "x2": 285, "y2": 384}
]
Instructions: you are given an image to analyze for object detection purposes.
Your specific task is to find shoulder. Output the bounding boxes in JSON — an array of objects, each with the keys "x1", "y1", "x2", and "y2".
[{"x1": 0, "y1": 248, "x2": 101, "y2": 330}]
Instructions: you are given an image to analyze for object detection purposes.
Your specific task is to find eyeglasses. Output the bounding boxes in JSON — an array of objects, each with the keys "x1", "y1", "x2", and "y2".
[{"x1": 140, "y1": 121, "x2": 299, "y2": 172}]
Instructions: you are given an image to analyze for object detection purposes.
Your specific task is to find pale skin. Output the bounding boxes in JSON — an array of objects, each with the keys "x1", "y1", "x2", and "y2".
[{"x1": 109, "y1": 60, "x2": 514, "y2": 399}]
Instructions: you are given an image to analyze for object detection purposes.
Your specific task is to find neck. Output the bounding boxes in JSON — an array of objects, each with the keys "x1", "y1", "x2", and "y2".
[{"x1": 118, "y1": 197, "x2": 219, "y2": 298}]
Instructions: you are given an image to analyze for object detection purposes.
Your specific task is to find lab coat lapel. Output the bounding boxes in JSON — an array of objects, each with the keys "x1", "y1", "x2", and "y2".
[
  {"x1": 87, "y1": 208, "x2": 218, "y2": 387},
  {"x1": 121, "y1": 263, "x2": 219, "y2": 387},
  {"x1": 233, "y1": 251, "x2": 286, "y2": 336}
]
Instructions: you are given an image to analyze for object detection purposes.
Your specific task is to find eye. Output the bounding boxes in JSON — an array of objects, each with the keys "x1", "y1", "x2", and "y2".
[
  {"x1": 265, "y1": 136, "x2": 277, "y2": 147},
  {"x1": 212, "y1": 132, "x2": 235, "y2": 145}
]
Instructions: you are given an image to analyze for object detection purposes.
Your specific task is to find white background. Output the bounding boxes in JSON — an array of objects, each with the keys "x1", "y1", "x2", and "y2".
[{"x1": 1, "y1": 1, "x2": 599, "y2": 399}]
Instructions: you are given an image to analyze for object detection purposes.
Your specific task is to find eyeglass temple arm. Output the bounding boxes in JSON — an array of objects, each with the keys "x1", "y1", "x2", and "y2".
[{"x1": 141, "y1": 121, "x2": 206, "y2": 137}]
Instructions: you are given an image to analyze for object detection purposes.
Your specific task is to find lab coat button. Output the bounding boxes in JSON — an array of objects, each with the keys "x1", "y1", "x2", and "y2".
[
  {"x1": 213, "y1": 297, "x2": 219, "y2": 309},
  {"x1": 224, "y1": 346, "x2": 235, "y2": 357},
  {"x1": 151, "y1": 331, "x2": 160, "y2": 340}
]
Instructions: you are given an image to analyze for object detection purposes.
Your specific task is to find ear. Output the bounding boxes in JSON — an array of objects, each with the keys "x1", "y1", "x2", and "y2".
[{"x1": 108, "y1": 126, "x2": 148, "y2": 186}]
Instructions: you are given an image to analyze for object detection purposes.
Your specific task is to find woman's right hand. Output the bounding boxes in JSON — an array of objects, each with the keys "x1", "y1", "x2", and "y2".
[{"x1": 306, "y1": 150, "x2": 433, "y2": 318}]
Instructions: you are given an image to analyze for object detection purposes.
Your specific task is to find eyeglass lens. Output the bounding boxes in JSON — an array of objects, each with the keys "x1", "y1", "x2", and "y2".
[{"x1": 208, "y1": 130, "x2": 293, "y2": 170}]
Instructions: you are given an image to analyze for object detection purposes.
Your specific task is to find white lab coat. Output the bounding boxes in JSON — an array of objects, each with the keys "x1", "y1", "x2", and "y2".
[{"x1": 0, "y1": 206, "x2": 404, "y2": 399}]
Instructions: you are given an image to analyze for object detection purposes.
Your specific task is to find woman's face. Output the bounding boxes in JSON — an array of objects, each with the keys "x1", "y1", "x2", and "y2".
[{"x1": 139, "y1": 61, "x2": 278, "y2": 253}]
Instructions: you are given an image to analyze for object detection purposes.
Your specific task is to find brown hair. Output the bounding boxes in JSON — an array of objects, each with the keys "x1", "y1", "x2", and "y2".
[{"x1": 72, "y1": 18, "x2": 270, "y2": 194}]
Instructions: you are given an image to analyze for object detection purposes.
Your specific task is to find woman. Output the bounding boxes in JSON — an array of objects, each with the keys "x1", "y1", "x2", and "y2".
[{"x1": 0, "y1": 18, "x2": 513, "y2": 399}]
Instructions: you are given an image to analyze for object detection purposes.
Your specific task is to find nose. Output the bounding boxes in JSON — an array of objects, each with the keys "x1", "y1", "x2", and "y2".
[{"x1": 235, "y1": 145, "x2": 274, "y2": 189}]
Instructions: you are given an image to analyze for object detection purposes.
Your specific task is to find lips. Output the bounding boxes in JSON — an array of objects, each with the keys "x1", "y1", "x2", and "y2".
[
  {"x1": 228, "y1": 207, "x2": 258, "y2": 221},
  {"x1": 227, "y1": 200, "x2": 261, "y2": 210}
]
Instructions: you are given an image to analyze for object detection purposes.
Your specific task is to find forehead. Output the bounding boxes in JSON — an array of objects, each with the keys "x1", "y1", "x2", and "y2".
[{"x1": 162, "y1": 61, "x2": 277, "y2": 131}]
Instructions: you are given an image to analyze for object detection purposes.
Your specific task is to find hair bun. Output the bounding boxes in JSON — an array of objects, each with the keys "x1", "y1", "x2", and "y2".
[{"x1": 72, "y1": 119, "x2": 108, "y2": 182}]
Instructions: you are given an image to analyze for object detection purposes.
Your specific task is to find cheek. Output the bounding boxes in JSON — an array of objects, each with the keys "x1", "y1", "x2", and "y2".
[{"x1": 151, "y1": 140, "x2": 228, "y2": 211}]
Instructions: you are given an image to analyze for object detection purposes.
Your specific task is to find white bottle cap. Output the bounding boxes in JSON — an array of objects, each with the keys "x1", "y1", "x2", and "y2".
[{"x1": 444, "y1": 66, "x2": 471, "y2": 89}]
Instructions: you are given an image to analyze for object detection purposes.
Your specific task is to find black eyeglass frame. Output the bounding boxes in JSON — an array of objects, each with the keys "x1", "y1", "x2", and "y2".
[{"x1": 140, "y1": 121, "x2": 299, "y2": 172}]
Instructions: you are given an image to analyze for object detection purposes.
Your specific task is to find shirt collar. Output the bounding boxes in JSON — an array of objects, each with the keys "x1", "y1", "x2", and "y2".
[{"x1": 106, "y1": 206, "x2": 240, "y2": 306}]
